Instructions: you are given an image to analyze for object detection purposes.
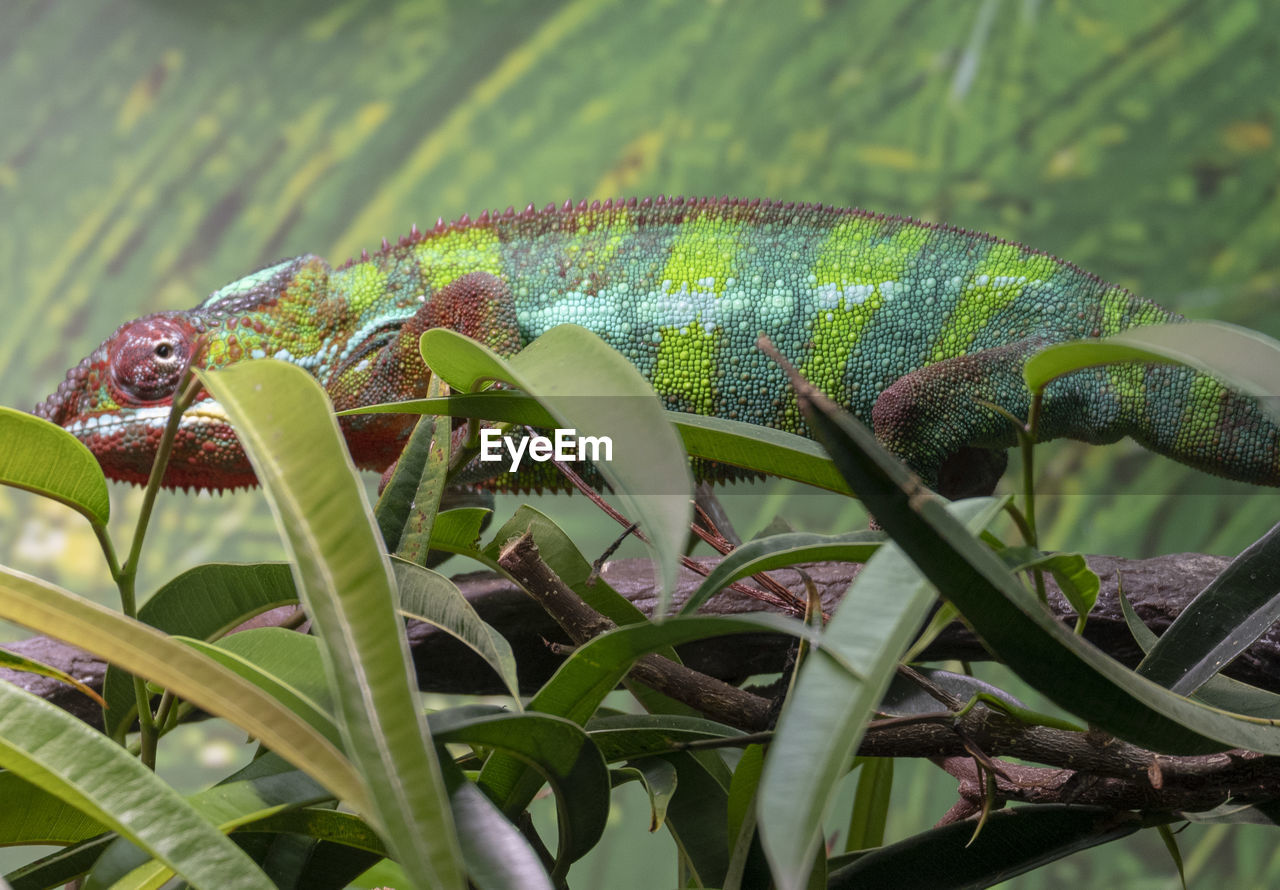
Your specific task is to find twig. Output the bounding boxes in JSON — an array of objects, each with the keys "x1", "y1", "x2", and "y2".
[{"x1": 497, "y1": 530, "x2": 774, "y2": 731}]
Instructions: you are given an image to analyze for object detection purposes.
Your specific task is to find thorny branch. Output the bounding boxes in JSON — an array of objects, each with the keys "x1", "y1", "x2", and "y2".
[{"x1": 8, "y1": 548, "x2": 1280, "y2": 819}]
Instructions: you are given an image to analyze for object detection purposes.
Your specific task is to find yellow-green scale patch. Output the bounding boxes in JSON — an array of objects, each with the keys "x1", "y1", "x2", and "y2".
[
  {"x1": 343, "y1": 261, "x2": 389, "y2": 315},
  {"x1": 274, "y1": 262, "x2": 334, "y2": 362},
  {"x1": 653, "y1": 323, "x2": 718, "y2": 415},
  {"x1": 800, "y1": 302, "x2": 862, "y2": 402},
  {"x1": 1175, "y1": 374, "x2": 1228, "y2": 458},
  {"x1": 930, "y1": 240, "x2": 1059, "y2": 362},
  {"x1": 658, "y1": 213, "x2": 744, "y2": 296},
  {"x1": 563, "y1": 207, "x2": 633, "y2": 271},
  {"x1": 791, "y1": 219, "x2": 928, "y2": 423},
  {"x1": 415, "y1": 226, "x2": 504, "y2": 291},
  {"x1": 1098, "y1": 288, "x2": 1171, "y2": 335}
]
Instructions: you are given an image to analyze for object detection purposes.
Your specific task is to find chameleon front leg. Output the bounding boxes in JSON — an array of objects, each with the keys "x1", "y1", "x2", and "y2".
[{"x1": 870, "y1": 339, "x2": 1052, "y2": 499}]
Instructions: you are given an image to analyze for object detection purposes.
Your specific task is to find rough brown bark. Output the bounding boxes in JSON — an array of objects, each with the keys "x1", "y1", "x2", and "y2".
[{"x1": 10, "y1": 548, "x2": 1280, "y2": 818}]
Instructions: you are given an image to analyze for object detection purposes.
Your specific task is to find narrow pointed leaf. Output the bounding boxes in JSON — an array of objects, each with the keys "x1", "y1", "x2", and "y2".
[
  {"x1": 1025, "y1": 321, "x2": 1280, "y2": 425},
  {"x1": 393, "y1": 559, "x2": 521, "y2": 701},
  {"x1": 429, "y1": 709, "x2": 610, "y2": 868},
  {"x1": 351, "y1": 392, "x2": 853, "y2": 494},
  {"x1": 613, "y1": 759, "x2": 678, "y2": 831},
  {"x1": 1138, "y1": 521, "x2": 1280, "y2": 694},
  {"x1": 846, "y1": 757, "x2": 894, "y2": 853},
  {"x1": 662, "y1": 751, "x2": 731, "y2": 888},
  {"x1": 6, "y1": 836, "x2": 114, "y2": 890},
  {"x1": 103, "y1": 562, "x2": 298, "y2": 740},
  {"x1": 441, "y1": 760, "x2": 555, "y2": 890},
  {"x1": 587, "y1": 713, "x2": 743, "y2": 762},
  {"x1": 0, "y1": 681, "x2": 272, "y2": 890},
  {"x1": 1120, "y1": 588, "x2": 1280, "y2": 718},
  {"x1": 0, "y1": 406, "x2": 110, "y2": 526},
  {"x1": 197, "y1": 360, "x2": 465, "y2": 890},
  {"x1": 758, "y1": 498, "x2": 1003, "y2": 890},
  {"x1": 373, "y1": 411, "x2": 441, "y2": 552},
  {"x1": 394, "y1": 376, "x2": 451, "y2": 565},
  {"x1": 793, "y1": 374, "x2": 1280, "y2": 755},
  {"x1": 827, "y1": 805, "x2": 1141, "y2": 889},
  {"x1": 0, "y1": 565, "x2": 363, "y2": 810},
  {"x1": 682, "y1": 530, "x2": 882, "y2": 615},
  {"x1": 478, "y1": 612, "x2": 819, "y2": 814},
  {"x1": 0, "y1": 645, "x2": 105, "y2": 707},
  {"x1": 84, "y1": 765, "x2": 334, "y2": 890},
  {"x1": 420, "y1": 325, "x2": 692, "y2": 614}
]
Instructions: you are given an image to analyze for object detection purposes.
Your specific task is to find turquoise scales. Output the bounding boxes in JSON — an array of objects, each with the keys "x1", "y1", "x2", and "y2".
[{"x1": 35, "y1": 196, "x2": 1280, "y2": 495}]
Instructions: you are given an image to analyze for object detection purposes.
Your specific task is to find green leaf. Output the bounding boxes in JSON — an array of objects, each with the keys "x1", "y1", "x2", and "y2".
[
  {"x1": 239, "y1": 808, "x2": 388, "y2": 857},
  {"x1": 442, "y1": 764, "x2": 555, "y2": 890},
  {"x1": 0, "y1": 645, "x2": 105, "y2": 707},
  {"x1": 7, "y1": 835, "x2": 115, "y2": 890},
  {"x1": 879, "y1": 667, "x2": 1028, "y2": 718},
  {"x1": 395, "y1": 376, "x2": 452, "y2": 565},
  {"x1": 393, "y1": 558, "x2": 521, "y2": 701},
  {"x1": 998, "y1": 547, "x2": 1100, "y2": 622},
  {"x1": 586, "y1": 713, "x2": 744, "y2": 762},
  {"x1": 1119, "y1": 587, "x2": 1280, "y2": 719},
  {"x1": 195, "y1": 359, "x2": 465, "y2": 890},
  {"x1": 0, "y1": 680, "x2": 272, "y2": 890},
  {"x1": 0, "y1": 565, "x2": 363, "y2": 812},
  {"x1": 0, "y1": 770, "x2": 106, "y2": 846},
  {"x1": 84, "y1": 759, "x2": 334, "y2": 890},
  {"x1": 1025, "y1": 321, "x2": 1280, "y2": 425},
  {"x1": 1155, "y1": 822, "x2": 1187, "y2": 890},
  {"x1": 429, "y1": 507, "x2": 494, "y2": 558},
  {"x1": 681, "y1": 530, "x2": 882, "y2": 615},
  {"x1": 373, "y1": 411, "x2": 441, "y2": 553},
  {"x1": 0, "y1": 406, "x2": 110, "y2": 526},
  {"x1": 671, "y1": 412, "x2": 852, "y2": 494},
  {"x1": 429, "y1": 708, "x2": 610, "y2": 870},
  {"x1": 1178, "y1": 799, "x2": 1280, "y2": 826},
  {"x1": 793, "y1": 375, "x2": 1280, "y2": 755},
  {"x1": 827, "y1": 805, "x2": 1141, "y2": 889},
  {"x1": 758, "y1": 498, "x2": 1003, "y2": 890},
  {"x1": 181, "y1": 630, "x2": 338, "y2": 741},
  {"x1": 846, "y1": 757, "x2": 894, "y2": 852},
  {"x1": 1138, "y1": 522, "x2": 1280, "y2": 694},
  {"x1": 351, "y1": 392, "x2": 853, "y2": 494},
  {"x1": 662, "y1": 751, "x2": 732, "y2": 888},
  {"x1": 724, "y1": 744, "x2": 770, "y2": 890},
  {"x1": 478, "y1": 612, "x2": 819, "y2": 817},
  {"x1": 103, "y1": 562, "x2": 298, "y2": 740},
  {"x1": 420, "y1": 325, "x2": 693, "y2": 614},
  {"x1": 613, "y1": 759, "x2": 678, "y2": 831}
]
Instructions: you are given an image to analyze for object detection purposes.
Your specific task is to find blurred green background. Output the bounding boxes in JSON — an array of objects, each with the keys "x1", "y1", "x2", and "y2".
[{"x1": 3, "y1": 1, "x2": 1279, "y2": 886}]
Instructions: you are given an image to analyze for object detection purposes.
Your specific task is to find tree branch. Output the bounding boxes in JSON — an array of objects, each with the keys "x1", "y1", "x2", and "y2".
[{"x1": 12, "y1": 546, "x2": 1280, "y2": 824}]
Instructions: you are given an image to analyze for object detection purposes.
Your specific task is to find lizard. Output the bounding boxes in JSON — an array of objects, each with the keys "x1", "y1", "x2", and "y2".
[{"x1": 34, "y1": 195, "x2": 1280, "y2": 498}]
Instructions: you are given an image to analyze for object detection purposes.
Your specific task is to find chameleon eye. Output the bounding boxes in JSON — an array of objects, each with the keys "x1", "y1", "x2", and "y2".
[{"x1": 108, "y1": 316, "x2": 196, "y2": 403}]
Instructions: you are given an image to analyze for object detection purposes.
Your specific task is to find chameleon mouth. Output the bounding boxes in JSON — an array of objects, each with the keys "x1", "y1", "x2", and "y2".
[{"x1": 64, "y1": 398, "x2": 232, "y2": 438}]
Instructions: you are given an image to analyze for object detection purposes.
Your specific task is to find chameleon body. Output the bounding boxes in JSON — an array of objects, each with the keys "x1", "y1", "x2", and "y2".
[{"x1": 35, "y1": 196, "x2": 1280, "y2": 496}]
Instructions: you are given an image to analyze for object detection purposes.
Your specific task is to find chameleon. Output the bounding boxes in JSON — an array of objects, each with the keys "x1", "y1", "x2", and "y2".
[{"x1": 34, "y1": 195, "x2": 1280, "y2": 497}]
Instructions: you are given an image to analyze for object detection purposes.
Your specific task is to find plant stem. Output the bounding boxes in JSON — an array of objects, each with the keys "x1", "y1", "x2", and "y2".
[{"x1": 114, "y1": 366, "x2": 202, "y2": 767}]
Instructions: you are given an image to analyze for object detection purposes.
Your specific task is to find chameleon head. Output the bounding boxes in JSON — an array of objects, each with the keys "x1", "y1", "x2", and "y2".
[{"x1": 33, "y1": 312, "x2": 256, "y2": 490}]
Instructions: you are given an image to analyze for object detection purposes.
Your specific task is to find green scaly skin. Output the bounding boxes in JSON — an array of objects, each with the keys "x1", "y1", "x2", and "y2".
[{"x1": 34, "y1": 196, "x2": 1280, "y2": 496}]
